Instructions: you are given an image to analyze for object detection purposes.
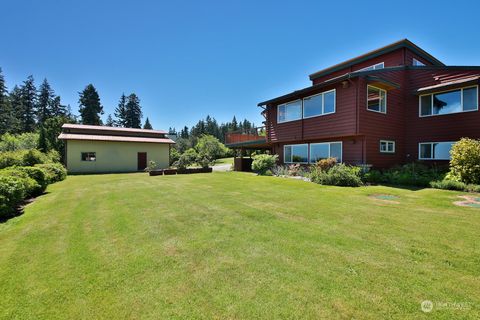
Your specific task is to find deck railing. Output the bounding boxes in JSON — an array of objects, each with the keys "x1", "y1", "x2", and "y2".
[{"x1": 225, "y1": 126, "x2": 266, "y2": 145}]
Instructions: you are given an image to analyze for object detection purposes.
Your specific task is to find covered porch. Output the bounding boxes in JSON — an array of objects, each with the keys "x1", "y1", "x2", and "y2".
[{"x1": 225, "y1": 127, "x2": 272, "y2": 171}]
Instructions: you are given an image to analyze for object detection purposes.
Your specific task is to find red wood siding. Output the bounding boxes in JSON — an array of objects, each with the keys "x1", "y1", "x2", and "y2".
[{"x1": 405, "y1": 69, "x2": 480, "y2": 160}]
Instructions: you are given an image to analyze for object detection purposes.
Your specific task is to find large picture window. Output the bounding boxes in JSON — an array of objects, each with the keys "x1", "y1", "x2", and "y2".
[
  {"x1": 278, "y1": 100, "x2": 302, "y2": 123},
  {"x1": 303, "y1": 89, "x2": 336, "y2": 118},
  {"x1": 284, "y1": 144, "x2": 308, "y2": 163},
  {"x1": 309, "y1": 142, "x2": 342, "y2": 163},
  {"x1": 81, "y1": 152, "x2": 96, "y2": 161},
  {"x1": 367, "y1": 85, "x2": 387, "y2": 113},
  {"x1": 419, "y1": 142, "x2": 454, "y2": 160},
  {"x1": 419, "y1": 86, "x2": 478, "y2": 117}
]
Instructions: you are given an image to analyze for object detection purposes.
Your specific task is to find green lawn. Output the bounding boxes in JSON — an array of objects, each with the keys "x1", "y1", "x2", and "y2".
[
  {"x1": 0, "y1": 172, "x2": 479, "y2": 319},
  {"x1": 214, "y1": 157, "x2": 233, "y2": 165}
]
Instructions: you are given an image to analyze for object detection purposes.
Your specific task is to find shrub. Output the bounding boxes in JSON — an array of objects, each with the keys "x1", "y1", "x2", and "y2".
[
  {"x1": 145, "y1": 161, "x2": 157, "y2": 172},
  {"x1": 430, "y1": 179, "x2": 466, "y2": 191},
  {"x1": 362, "y1": 162, "x2": 445, "y2": 187},
  {"x1": 448, "y1": 138, "x2": 480, "y2": 184},
  {"x1": 16, "y1": 166, "x2": 48, "y2": 196},
  {"x1": 22, "y1": 149, "x2": 49, "y2": 167},
  {"x1": 0, "y1": 132, "x2": 39, "y2": 152},
  {"x1": 196, "y1": 153, "x2": 211, "y2": 169},
  {"x1": 271, "y1": 165, "x2": 289, "y2": 176},
  {"x1": 0, "y1": 175, "x2": 27, "y2": 218},
  {"x1": 195, "y1": 135, "x2": 228, "y2": 160},
  {"x1": 251, "y1": 154, "x2": 278, "y2": 175},
  {"x1": 34, "y1": 163, "x2": 67, "y2": 183},
  {"x1": 315, "y1": 157, "x2": 337, "y2": 171},
  {"x1": 310, "y1": 164, "x2": 363, "y2": 187},
  {"x1": 0, "y1": 151, "x2": 25, "y2": 169},
  {"x1": 170, "y1": 148, "x2": 180, "y2": 166},
  {"x1": 174, "y1": 148, "x2": 198, "y2": 170},
  {"x1": 0, "y1": 168, "x2": 39, "y2": 198},
  {"x1": 363, "y1": 169, "x2": 385, "y2": 184}
]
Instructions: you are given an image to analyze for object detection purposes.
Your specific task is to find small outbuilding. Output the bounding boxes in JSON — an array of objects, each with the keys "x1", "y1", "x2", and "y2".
[{"x1": 58, "y1": 124, "x2": 175, "y2": 173}]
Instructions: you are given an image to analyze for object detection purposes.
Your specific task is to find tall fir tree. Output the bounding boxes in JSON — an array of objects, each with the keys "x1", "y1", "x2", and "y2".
[
  {"x1": 51, "y1": 96, "x2": 67, "y2": 117},
  {"x1": 124, "y1": 93, "x2": 142, "y2": 128},
  {"x1": 19, "y1": 75, "x2": 37, "y2": 132},
  {"x1": 143, "y1": 117, "x2": 153, "y2": 129},
  {"x1": 0, "y1": 68, "x2": 16, "y2": 134},
  {"x1": 114, "y1": 93, "x2": 127, "y2": 127},
  {"x1": 8, "y1": 85, "x2": 24, "y2": 133},
  {"x1": 180, "y1": 126, "x2": 189, "y2": 139},
  {"x1": 231, "y1": 116, "x2": 238, "y2": 131},
  {"x1": 78, "y1": 84, "x2": 103, "y2": 125},
  {"x1": 105, "y1": 114, "x2": 115, "y2": 126},
  {"x1": 37, "y1": 78, "x2": 55, "y2": 124}
]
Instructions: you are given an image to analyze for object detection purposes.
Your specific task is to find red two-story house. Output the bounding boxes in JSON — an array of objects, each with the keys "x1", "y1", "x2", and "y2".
[{"x1": 226, "y1": 39, "x2": 480, "y2": 169}]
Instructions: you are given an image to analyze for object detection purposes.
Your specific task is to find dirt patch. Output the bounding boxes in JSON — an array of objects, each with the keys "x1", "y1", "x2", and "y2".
[
  {"x1": 454, "y1": 195, "x2": 480, "y2": 208},
  {"x1": 369, "y1": 194, "x2": 400, "y2": 204}
]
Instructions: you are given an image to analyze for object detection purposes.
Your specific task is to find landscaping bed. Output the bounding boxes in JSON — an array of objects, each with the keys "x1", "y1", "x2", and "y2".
[{"x1": 149, "y1": 167, "x2": 212, "y2": 176}]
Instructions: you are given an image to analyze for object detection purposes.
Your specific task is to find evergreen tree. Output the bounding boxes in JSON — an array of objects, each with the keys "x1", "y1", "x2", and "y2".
[
  {"x1": 114, "y1": 93, "x2": 127, "y2": 127},
  {"x1": 51, "y1": 96, "x2": 67, "y2": 117},
  {"x1": 124, "y1": 93, "x2": 142, "y2": 128},
  {"x1": 37, "y1": 78, "x2": 55, "y2": 124},
  {"x1": 143, "y1": 117, "x2": 153, "y2": 129},
  {"x1": 38, "y1": 125, "x2": 48, "y2": 152},
  {"x1": 105, "y1": 114, "x2": 115, "y2": 126},
  {"x1": 19, "y1": 75, "x2": 37, "y2": 132},
  {"x1": 78, "y1": 84, "x2": 103, "y2": 125},
  {"x1": 8, "y1": 85, "x2": 24, "y2": 133},
  {"x1": 180, "y1": 126, "x2": 189, "y2": 139},
  {"x1": 231, "y1": 116, "x2": 238, "y2": 131},
  {"x1": 0, "y1": 68, "x2": 16, "y2": 134}
]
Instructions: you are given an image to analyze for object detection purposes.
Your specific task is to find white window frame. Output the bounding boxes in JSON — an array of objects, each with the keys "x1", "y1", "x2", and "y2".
[
  {"x1": 358, "y1": 62, "x2": 384, "y2": 72},
  {"x1": 309, "y1": 141, "x2": 343, "y2": 163},
  {"x1": 302, "y1": 89, "x2": 336, "y2": 119},
  {"x1": 418, "y1": 85, "x2": 479, "y2": 117},
  {"x1": 412, "y1": 58, "x2": 426, "y2": 66},
  {"x1": 367, "y1": 85, "x2": 387, "y2": 114},
  {"x1": 418, "y1": 142, "x2": 455, "y2": 160},
  {"x1": 379, "y1": 140, "x2": 395, "y2": 153},
  {"x1": 277, "y1": 99, "x2": 302, "y2": 124},
  {"x1": 81, "y1": 152, "x2": 96, "y2": 162},
  {"x1": 284, "y1": 144, "x2": 309, "y2": 164}
]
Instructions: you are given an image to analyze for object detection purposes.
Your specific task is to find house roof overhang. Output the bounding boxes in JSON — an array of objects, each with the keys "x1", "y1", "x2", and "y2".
[
  {"x1": 308, "y1": 39, "x2": 444, "y2": 81},
  {"x1": 58, "y1": 133, "x2": 175, "y2": 144},
  {"x1": 415, "y1": 76, "x2": 480, "y2": 95}
]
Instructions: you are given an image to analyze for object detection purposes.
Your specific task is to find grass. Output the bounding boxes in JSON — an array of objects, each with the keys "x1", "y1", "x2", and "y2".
[
  {"x1": 0, "y1": 172, "x2": 479, "y2": 319},
  {"x1": 214, "y1": 157, "x2": 233, "y2": 165}
]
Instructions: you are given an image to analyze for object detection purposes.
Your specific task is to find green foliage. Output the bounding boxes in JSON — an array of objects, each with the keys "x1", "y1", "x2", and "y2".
[
  {"x1": 124, "y1": 93, "x2": 142, "y2": 128},
  {"x1": 251, "y1": 154, "x2": 278, "y2": 175},
  {"x1": 169, "y1": 148, "x2": 180, "y2": 166},
  {"x1": 0, "y1": 132, "x2": 39, "y2": 151},
  {"x1": 196, "y1": 153, "x2": 211, "y2": 169},
  {"x1": 19, "y1": 75, "x2": 37, "y2": 132},
  {"x1": 143, "y1": 117, "x2": 153, "y2": 130},
  {"x1": 315, "y1": 157, "x2": 337, "y2": 171},
  {"x1": 448, "y1": 138, "x2": 480, "y2": 184},
  {"x1": 173, "y1": 148, "x2": 197, "y2": 170},
  {"x1": 34, "y1": 163, "x2": 66, "y2": 183},
  {"x1": 310, "y1": 163, "x2": 363, "y2": 187},
  {"x1": 363, "y1": 163, "x2": 445, "y2": 187},
  {"x1": 430, "y1": 179, "x2": 466, "y2": 191},
  {"x1": 22, "y1": 149, "x2": 49, "y2": 166},
  {"x1": 0, "y1": 174, "x2": 26, "y2": 218},
  {"x1": 195, "y1": 135, "x2": 228, "y2": 161},
  {"x1": 145, "y1": 160, "x2": 157, "y2": 172},
  {"x1": 78, "y1": 84, "x2": 103, "y2": 125},
  {"x1": 37, "y1": 78, "x2": 55, "y2": 124}
]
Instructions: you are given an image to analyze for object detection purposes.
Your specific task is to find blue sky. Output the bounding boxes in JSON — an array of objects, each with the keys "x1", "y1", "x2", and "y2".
[{"x1": 1, "y1": 0, "x2": 479, "y2": 131}]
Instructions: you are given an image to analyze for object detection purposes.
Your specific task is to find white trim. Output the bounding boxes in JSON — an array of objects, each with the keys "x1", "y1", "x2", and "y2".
[
  {"x1": 309, "y1": 141, "x2": 343, "y2": 163},
  {"x1": 277, "y1": 99, "x2": 302, "y2": 123},
  {"x1": 303, "y1": 89, "x2": 336, "y2": 119},
  {"x1": 358, "y1": 62, "x2": 384, "y2": 72},
  {"x1": 367, "y1": 85, "x2": 387, "y2": 114},
  {"x1": 284, "y1": 144, "x2": 309, "y2": 164},
  {"x1": 418, "y1": 85, "x2": 479, "y2": 117},
  {"x1": 379, "y1": 140, "x2": 395, "y2": 153},
  {"x1": 418, "y1": 141, "x2": 455, "y2": 160}
]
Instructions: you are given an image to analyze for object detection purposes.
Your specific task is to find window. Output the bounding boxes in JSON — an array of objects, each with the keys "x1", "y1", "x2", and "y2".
[
  {"x1": 419, "y1": 142, "x2": 454, "y2": 160},
  {"x1": 367, "y1": 85, "x2": 387, "y2": 113},
  {"x1": 278, "y1": 100, "x2": 302, "y2": 123},
  {"x1": 309, "y1": 142, "x2": 342, "y2": 163},
  {"x1": 303, "y1": 89, "x2": 336, "y2": 118},
  {"x1": 380, "y1": 140, "x2": 395, "y2": 153},
  {"x1": 358, "y1": 62, "x2": 384, "y2": 72},
  {"x1": 81, "y1": 152, "x2": 96, "y2": 161},
  {"x1": 413, "y1": 58, "x2": 425, "y2": 66},
  {"x1": 419, "y1": 86, "x2": 478, "y2": 116},
  {"x1": 284, "y1": 144, "x2": 308, "y2": 163}
]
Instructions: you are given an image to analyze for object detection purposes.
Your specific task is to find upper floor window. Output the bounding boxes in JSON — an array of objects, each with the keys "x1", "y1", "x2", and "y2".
[
  {"x1": 420, "y1": 86, "x2": 478, "y2": 117},
  {"x1": 367, "y1": 85, "x2": 387, "y2": 113},
  {"x1": 419, "y1": 142, "x2": 454, "y2": 160},
  {"x1": 81, "y1": 152, "x2": 96, "y2": 161},
  {"x1": 358, "y1": 62, "x2": 384, "y2": 72},
  {"x1": 412, "y1": 58, "x2": 425, "y2": 66},
  {"x1": 303, "y1": 89, "x2": 336, "y2": 118},
  {"x1": 278, "y1": 100, "x2": 302, "y2": 123}
]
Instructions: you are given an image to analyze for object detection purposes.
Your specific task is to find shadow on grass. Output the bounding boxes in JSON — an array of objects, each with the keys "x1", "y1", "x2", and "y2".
[
  {"x1": 0, "y1": 192, "x2": 50, "y2": 224},
  {"x1": 367, "y1": 183, "x2": 427, "y2": 191}
]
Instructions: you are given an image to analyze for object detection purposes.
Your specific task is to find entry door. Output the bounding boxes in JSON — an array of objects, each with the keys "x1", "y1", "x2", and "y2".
[{"x1": 137, "y1": 152, "x2": 147, "y2": 171}]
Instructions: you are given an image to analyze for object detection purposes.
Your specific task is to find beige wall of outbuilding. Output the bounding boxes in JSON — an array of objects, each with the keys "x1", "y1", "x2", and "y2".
[{"x1": 66, "y1": 140, "x2": 170, "y2": 173}]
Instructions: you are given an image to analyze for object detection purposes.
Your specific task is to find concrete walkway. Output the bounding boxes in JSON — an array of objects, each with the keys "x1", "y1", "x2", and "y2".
[{"x1": 212, "y1": 164, "x2": 232, "y2": 172}]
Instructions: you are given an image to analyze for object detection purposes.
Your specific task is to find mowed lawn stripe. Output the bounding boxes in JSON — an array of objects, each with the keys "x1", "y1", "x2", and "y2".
[{"x1": 0, "y1": 172, "x2": 479, "y2": 319}]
